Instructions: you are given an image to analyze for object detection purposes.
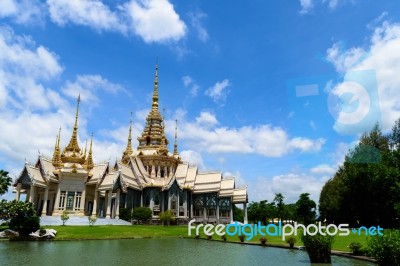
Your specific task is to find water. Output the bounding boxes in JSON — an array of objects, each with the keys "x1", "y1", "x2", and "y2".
[{"x1": 0, "y1": 238, "x2": 373, "y2": 266}]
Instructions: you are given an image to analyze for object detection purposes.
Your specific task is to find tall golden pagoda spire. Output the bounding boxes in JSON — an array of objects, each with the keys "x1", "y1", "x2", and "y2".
[
  {"x1": 173, "y1": 119, "x2": 179, "y2": 156},
  {"x1": 152, "y1": 63, "x2": 159, "y2": 110},
  {"x1": 64, "y1": 95, "x2": 81, "y2": 153},
  {"x1": 122, "y1": 112, "x2": 134, "y2": 164},
  {"x1": 85, "y1": 133, "x2": 94, "y2": 171},
  {"x1": 61, "y1": 95, "x2": 85, "y2": 165},
  {"x1": 52, "y1": 127, "x2": 62, "y2": 168}
]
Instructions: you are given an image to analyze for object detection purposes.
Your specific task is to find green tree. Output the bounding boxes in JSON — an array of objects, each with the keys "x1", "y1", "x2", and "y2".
[
  {"x1": 233, "y1": 205, "x2": 244, "y2": 222},
  {"x1": 0, "y1": 200, "x2": 40, "y2": 236},
  {"x1": 0, "y1": 170, "x2": 12, "y2": 195},
  {"x1": 273, "y1": 193, "x2": 285, "y2": 223},
  {"x1": 295, "y1": 193, "x2": 316, "y2": 224}
]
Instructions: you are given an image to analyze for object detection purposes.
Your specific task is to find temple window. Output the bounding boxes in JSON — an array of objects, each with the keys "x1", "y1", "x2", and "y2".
[
  {"x1": 74, "y1": 192, "x2": 82, "y2": 211},
  {"x1": 59, "y1": 191, "x2": 66, "y2": 210},
  {"x1": 66, "y1": 191, "x2": 75, "y2": 211}
]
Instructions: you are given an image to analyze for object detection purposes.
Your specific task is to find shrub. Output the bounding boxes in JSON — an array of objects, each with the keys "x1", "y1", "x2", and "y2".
[
  {"x1": 159, "y1": 210, "x2": 175, "y2": 226},
  {"x1": 119, "y1": 208, "x2": 132, "y2": 222},
  {"x1": 238, "y1": 235, "x2": 245, "y2": 242},
  {"x1": 286, "y1": 236, "x2": 297, "y2": 248},
  {"x1": 259, "y1": 237, "x2": 267, "y2": 245},
  {"x1": 301, "y1": 232, "x2": 334, "y2": 263},
  {"x1": 60, "y1": 211, "x2": 69, "y2": 226},
  {"x1": 2, "y1": 200, "x2": 40, "y2": 236},
  {"x1": 88, "y1": 216, "x2": 97, "y2": 226},
  {"x1": 132, "y1": 207, "x2": 152, "y2": 224},
  {"x1": 367, "y1": 230, "x2": 400, "y2": 265},
  {"x1": 206, "y1": 235, "x2": 212, "y2": 240},
  {"x1": 348, "y1": 242, "x2": 363, "y2": 255},
  {"x1": 221, "y1": 235, "x2": 227, "y2": 241}
]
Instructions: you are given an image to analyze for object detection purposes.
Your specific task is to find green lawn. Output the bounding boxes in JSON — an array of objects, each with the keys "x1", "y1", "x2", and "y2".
[
  {"x1": 42, "y1": 225, "x2": 189, "y2": 240},
  {"x1": 2, "y1": 224, "x2": 369, "y2": 252}
]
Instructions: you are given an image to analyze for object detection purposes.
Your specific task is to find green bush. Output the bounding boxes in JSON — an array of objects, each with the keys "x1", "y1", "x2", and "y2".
[
  {"x1": 1, "y1": 200, "x2": 40, "y2": 236},
  {"x1": 367, "y1": 230, "x2": 400, "y2": 265},
  {"x1": 119, "y1": 208, "x2": 132, "y2": 222},
  {"x1": 60, "y1": 211, "x2": 69, "y2": 226},
  {"x1": 301, "y1": 232, "x2": 334, "y2": 263},
  {"x1": 259, "y1": 237, "x2": 267, "y2": 245},
  {"x1": 132, "y1": 207, "x2": 152, "y2": 224},
  {"x1": 286, "y1": 235, "x2": 297, "y2": 248},
  {"x1": 159, "y1": 210, "x2": 175, "y2": 226},
  {"x1": 348, "y1": 242, "x2": 363, "y2": 255}
]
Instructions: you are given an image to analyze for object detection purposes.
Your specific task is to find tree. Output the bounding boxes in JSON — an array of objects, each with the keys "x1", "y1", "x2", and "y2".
[
  {"x1": 273, "y1": 193, "x2": 285, "y2": 223},
  {"x1": 233, "y1": 205, "x2": 244, "y2": 222},
  {"x1": 295, "y1": 193, "x2": 316, "y2": 224},
  {"x1": 0, "y1": 200, "x2": 40, "y2": 236},
  {"x1": 0, "y1": 170, "x2": 12, "y2": 195}
]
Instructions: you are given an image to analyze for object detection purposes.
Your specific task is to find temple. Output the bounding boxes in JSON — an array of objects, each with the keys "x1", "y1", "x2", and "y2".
[{"x1": 13, "y1": 65, "x2": 248, "y2": 224}]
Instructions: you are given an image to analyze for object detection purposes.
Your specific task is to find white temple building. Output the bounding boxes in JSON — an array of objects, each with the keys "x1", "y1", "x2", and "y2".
[{"x1": 13, "y1": 65, "x2": 248, "y2": 224}]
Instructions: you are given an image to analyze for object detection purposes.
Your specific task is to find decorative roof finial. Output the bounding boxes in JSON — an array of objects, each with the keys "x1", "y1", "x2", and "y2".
[
  {"x1": 174, "y1": 119, "x2": 179, "y2": 156},
  {"x1": 152, "y1": 63, "x2": 159, "y2": 110},
  {"x1": 85, "y1": 132, "x2": 94, "y2": 171},
  {"x1": 64, "y1": 95, "x2": 81, "y2": 153},
  {"x1": 52, "y1": 127, "x2": 63, "y2": 168},
  {"x1": 122, "y1": 112, "x2": 134, "y2": 164}
]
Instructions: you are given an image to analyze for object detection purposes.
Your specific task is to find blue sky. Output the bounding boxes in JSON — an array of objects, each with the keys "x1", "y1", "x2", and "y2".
[{"x1": 1, "y1": 0, "x2": 400, "y2": 205}]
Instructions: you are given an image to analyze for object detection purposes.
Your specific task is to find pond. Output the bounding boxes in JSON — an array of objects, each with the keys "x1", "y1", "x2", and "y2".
[{"x1": 0, "y1": 238, "x2": 373, "y2": 266}]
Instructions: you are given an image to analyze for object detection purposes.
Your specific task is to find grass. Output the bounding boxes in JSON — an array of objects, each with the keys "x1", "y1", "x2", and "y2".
[
  {"x1": 43, "y1": 225, "x2": 189, "y2": 240},
  {"x1": 2, "y1": 223, "x2": 369, "y2": 252}
]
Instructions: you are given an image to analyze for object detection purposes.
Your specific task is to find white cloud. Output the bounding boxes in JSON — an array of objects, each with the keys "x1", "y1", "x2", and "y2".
[
  {"x1": 299, "y1": 0, "x2": 314, "y2": 14},
  {"x1": 180, "y1": 150, "x2": 204, "y2": 169},
  {"x1": 47, "y1": 0, "x2": 125, "y2": 33},
  {"x1": 182, "y1": 75, "x2": 199, "y2": 97},
  {"x1": 122, "y1": 0, "x2": 187, "y2": 43},
  {"x1": 188, "y1": 11, "x2": 209, "y2": 42},
  {"x1": 326, "y1": 21, "x2": 400, "y2": 130},
  {"x1": 47, "y1": 0, "x2": 187, "y2": 43},
  {"x1": 195, "y1": 111, "x2": 218, "y2": 128},
  {"x1": 310, "y1": 164, "x2": 336, "y2": 175},
  {"x1": 249, "y1": 173, "x2": 327, "y2": 203},
  {"x1": 0, "y1": 26, "x2": 63, "y2": 111},
  {"x1": 0, "y1": 0, "x2": 45, "y2": 25},
  {"x1": 62, "y1": 74, "x2": 125, "y2": 104},
  {"x1": 205, "y1": 79, "x2": 230, "y2": 102},
  {"x1": 167, "y1": 111, "x2": 325, "y2": 157}
]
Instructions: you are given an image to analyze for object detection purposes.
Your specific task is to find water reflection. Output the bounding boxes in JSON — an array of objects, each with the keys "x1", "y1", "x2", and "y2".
[{"x1": 0, "y1": 238, "x2": 373, "y2": 266}]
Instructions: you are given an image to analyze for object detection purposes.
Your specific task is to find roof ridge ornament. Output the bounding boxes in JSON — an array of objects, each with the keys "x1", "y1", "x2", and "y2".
[
  {"x1": 174, "y1": 119, "x2": 179, "y2": 156},
  {"x1": 121, "y1": 112, "x2": 134, "y2": 164},
  {"x1": 64, "y1": 95, "x2": 81, "y2": 153}
]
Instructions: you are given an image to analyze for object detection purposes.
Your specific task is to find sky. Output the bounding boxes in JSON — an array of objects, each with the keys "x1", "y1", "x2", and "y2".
[{"x1": 1, "y1": 0, "x2": 400, "y2": 206}]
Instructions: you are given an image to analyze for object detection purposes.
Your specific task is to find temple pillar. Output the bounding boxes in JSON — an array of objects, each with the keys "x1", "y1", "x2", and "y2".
[
  {"x1": 15, "y1": 183, "x2": 22, "y2": 201},
  {"x1": 169, "y1": 166, "x2": 173, "y2": 178},
  {"x1": 203, "y1": 207, "x2": 207, "y2": 223},
  {"x1": 41, "y1": 186, "x2": 49, "y2": 217},
  {"x1": 106, "y1": 190, "x2": 112, "y2": 218},
  {"x1": 140, "y1": 192, "x2": 143, "y2": 207},
  {"x1": 29, "y1": 186, "x2": 35, "y2": 203},
  {"x1": 244, "y1": 202, "x2": 248, "y2": 224},
  {"x1": 92, "y1": 190, "x2": 98, "y2": 217},
  {"x1": 151, "y1": 165, "x2": 155, "y2": 178},
  {"x1": 80, "y1": 189, "x2": 86, "y2": 216},
  {"x1": 115, "y1": 189, "x2": 120, "y2": 219},
  {"x1": 216, "y1": 199, "x2": 220, "y2": 223},
  {"x1": 53, "y1": 184, "x2": 61, "y2": 216},
  {"x1": 230, "y1": 203, "x2": 234, "y2": 223}
]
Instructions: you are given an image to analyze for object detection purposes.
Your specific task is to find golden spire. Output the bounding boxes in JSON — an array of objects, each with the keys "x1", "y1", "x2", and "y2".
[
  {"x1": 121, "y1": 112, "x2": 134, "y2": 164},
  {"x1": 52, "y1": 127, "x2": 62, "y2": 168},
  {"x1": 152, "y1": 64, "x2": 159, "y2": 110},
  {"x1": 85, "y1": 133, "x2": 94, "y2": 171},
  {"x1": 174, "y1": 119, "x2": 179, "y2": 156},
  {"x1": 64, "y1": 95, "x2": 81, "y2": 153}
]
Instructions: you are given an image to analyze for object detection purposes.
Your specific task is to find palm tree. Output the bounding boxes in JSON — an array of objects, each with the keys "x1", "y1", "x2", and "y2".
[{"x1": 0, "y1": 170, "x2": 12, "y2": 195}]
